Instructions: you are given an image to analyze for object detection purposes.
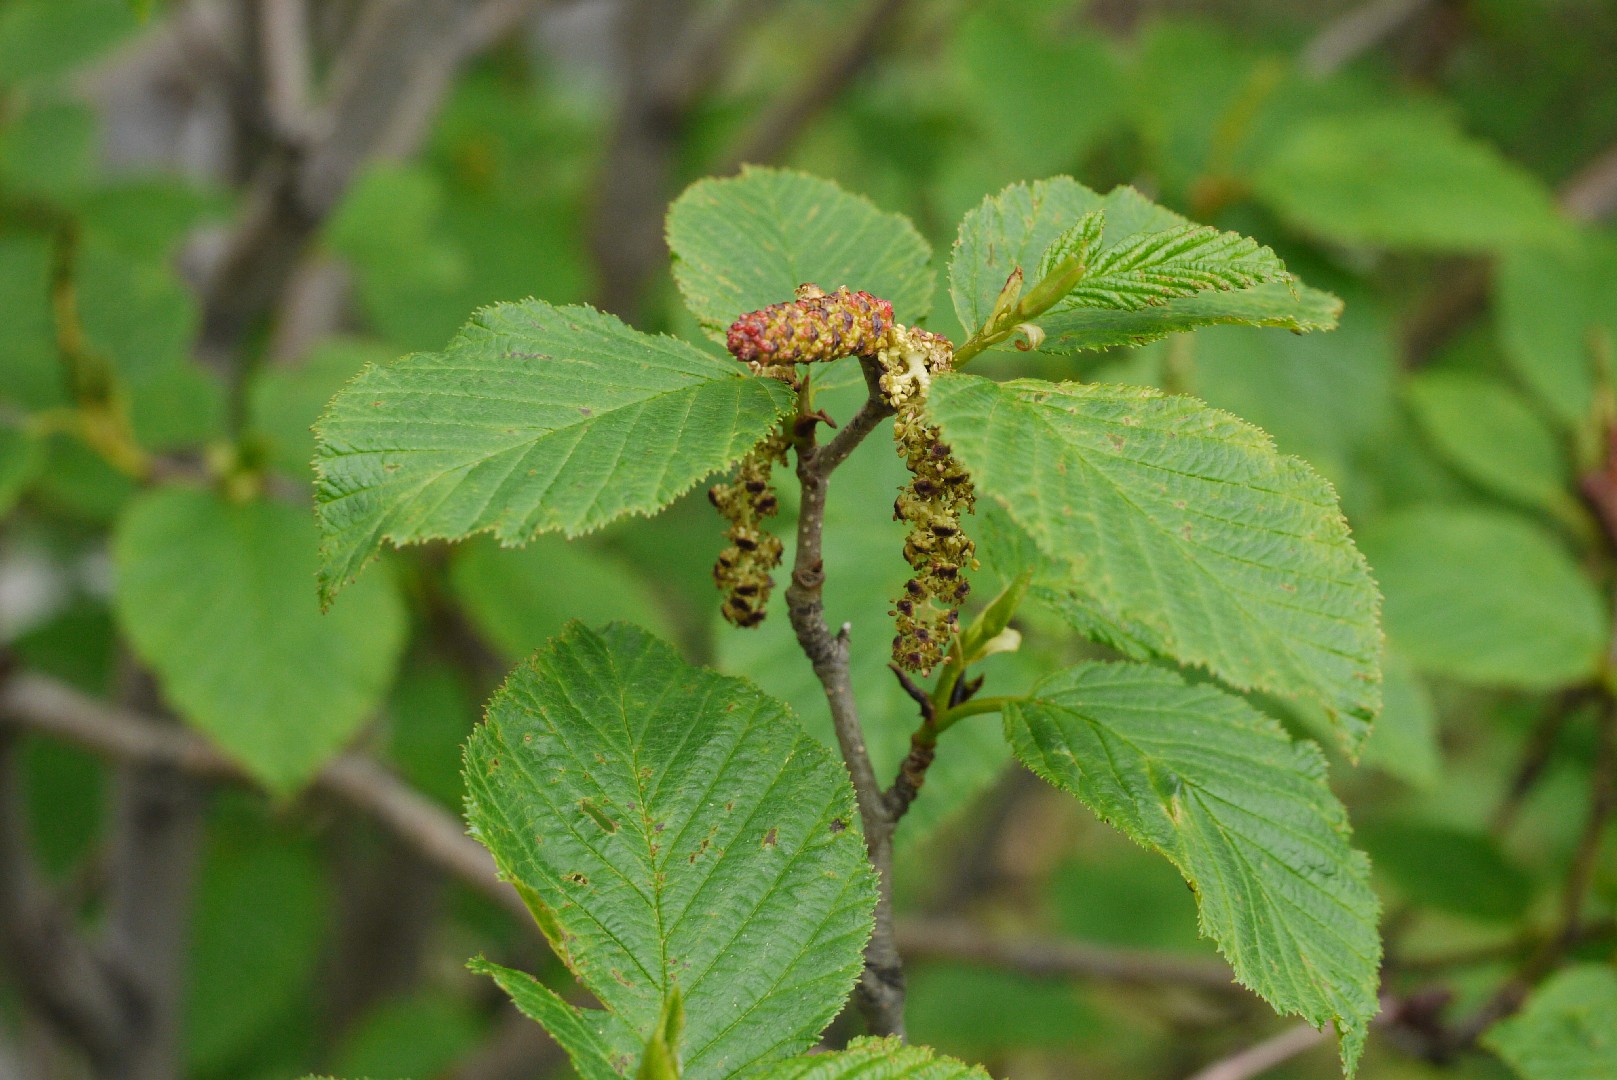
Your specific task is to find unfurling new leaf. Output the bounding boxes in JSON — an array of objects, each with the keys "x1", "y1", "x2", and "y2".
[
  {"x1": 951, "y1": 178, "x2": 1338, "y2": 352},
  {"x1": 1056, "y1": 219, "x2": 1292, "y2": 312}
]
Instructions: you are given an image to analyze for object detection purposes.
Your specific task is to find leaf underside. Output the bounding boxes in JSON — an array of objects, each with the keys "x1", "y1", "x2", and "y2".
[
  {"x1": 1004, "y1": 662, "x2": 1380, "y2": 1074},
  {"x1": 927, "y1": 373, "x2": 1382, "y2": 746},
  {"x1": 463, "y1": 623, "x2": 876, "y2": 1080},
  {"x1": 313, "y1": 299, "x2": 793, "y2": 603}
]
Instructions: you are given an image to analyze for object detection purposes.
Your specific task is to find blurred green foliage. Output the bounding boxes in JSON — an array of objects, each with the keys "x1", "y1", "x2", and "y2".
[{"x1": 2, "y1": 1, "x2": 1615, "y2": 1078}]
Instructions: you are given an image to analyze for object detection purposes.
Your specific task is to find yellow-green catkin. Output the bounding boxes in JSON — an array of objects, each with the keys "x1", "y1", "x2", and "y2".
[
  {"x1": 709, "y1": 426, "x2": 789, "y2": 627},
  {"x1": 878, "y1": 326, "x2": 976, "y2": 674}
]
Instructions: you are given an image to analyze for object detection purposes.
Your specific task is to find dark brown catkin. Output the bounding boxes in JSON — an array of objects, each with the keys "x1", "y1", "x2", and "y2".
[{"x1": 709, "y1": 425, "x2": 789, "y2": 627}]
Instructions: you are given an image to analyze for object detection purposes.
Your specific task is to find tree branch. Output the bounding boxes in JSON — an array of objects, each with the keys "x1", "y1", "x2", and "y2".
[
  {"x1": 100, "y1": 664, "x2": 206, "y2": 1080},
  {"x1": 1405, "y1": 136, "x2": 1617, "y2": 365},
  {"x1": 783, "y1": 361, "x2": 905, "y2": 1036},
  {"x1": 1184, "y1": 1021, "x2": 1331, "y2": 1080},
  {"x1": 0, "y1": 730, "x2": 134, "y2": 1076},
  {"x1": 201, "y1": 0, "x2": 544, "y2": 370},
  {"x1": 586, "y1": 0, "x2": 775, "y2": 317},
  {"x1": 0, "y1": 671, "x2": 531, "y2": 927},
  {"x1": 1447, "y1": 703, "x2": 1617, "y2": 1048},
  {"x1": 256, "y1": 0, "x2": 315, "y2": 142},
  {"x1": 719, "y1": 0, "x2": 910, "y2": 172},
  {"x1": 1300, "y1": 0, "x2": 1436, "y2": 78},
  {"x1": 894, "y1": 918, "x2": 1240, "y2": 993}
]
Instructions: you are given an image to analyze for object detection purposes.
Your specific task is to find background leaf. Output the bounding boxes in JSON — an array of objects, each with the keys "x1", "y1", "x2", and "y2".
[
  {"x1": 313, "y1": 299, "x2": 793, "y2": 601},
  {"x1": 928, "y1": 373, "x2": 1382, "y2": 745},
  {"x1": 1357, "y1": 820, "x2": 1533, "y2": 923},
  {"x1": 1357, "y1": 650, "x2": 1442, "y2": 789},
  {"x1": 450, "y1": 534, "x2": 675, "y2": 660},
  {"x1": 0, "y1": 422, "x2": 43, "y2": 515},
  {"x1": 1003, "y1": 661, "x2": 1380, "y2": 1073},
  {"x1": 1484, "y1": 965, "x2": 1617, "y2": 1080},
  {"x1": 463, "y1": 622, "x2": 876, "y2": 1079},
  {"x1": 185, "y1": 837, "x2": 330, "y2": 1073},
  {"x1": 666, "y1": 166, "x2": 934, "y2": 336},
  {"x1": 114, "y1": 488, "x2": 407, "y2": 792},
  {"x1": 1404, "y1": 370, "x2": 1574, "y2": 518},
  {"x1": 1251, "y1": 110, "x2": 1567, "y2": 252},
  {"x1": 1359, "y1": 505, "x2": 1607, "y2": 689},
  {"x1": 1495, "y1": 234, "x2": 1617, "y2": 427}
]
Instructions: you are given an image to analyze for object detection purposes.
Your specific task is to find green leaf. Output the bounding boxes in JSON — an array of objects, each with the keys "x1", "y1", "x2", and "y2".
[
  {"x1": 1003, "y1": 661, "x2": 1379, "y2": 1075},
  {"x1": 113, "y1": 488, "x2": 407, "y2": 793},
  {"x1": 249, "y1": 338, "x2": 393, "y2": 479},
  {"x1": 0, "y1": 102, "x2": 97, "y2": 200},
  {"x1": 449, "y1": 534, "x2": 675, "y2": 660},
  {"x1": 470, "y1": 958, "x2": 635, "y2": 1080},
  {"x1": 185, "y1": 840, "x2": 330, "y2": 1073},
  {"x1": 332, "y1": 991, "x2": 481, "y2": 1080},
  {"x1": 927, "y1": 373, "x2": 1381, "y2": 746},
  {"x1": 1404, "y1": 371, "x2": 1573, "y2": 518},
  {"x1": 0, "y1": 232, "x2": 64, "y2": 413},
  {"x1": 949, "y1": 178, "x2": 1337, "y2": 353},
  {"x1": 1359, "y1": 506, "x2": 1607, "y2": 690},
  {"x1": 463, "y1": 623, "x2": 876, "y2": 1079},
  {"x1": 1051, "y1": 218, "x2": 1292, "y2": 313},
  {"x1": 1495, "y1": 234, "x2": 1617, "y2": 427},
  {"x1": 1251, "y1": 111, "x2": 1567, "y2": 252},
  {"x1": 0, "y1": 422, "x2": 44, "y2": 516},
  {"x1": 757, "y1": 1037, "x2": 989, "y2": 1079},
  {"x1": 1357, "y1": 650, "x2": 1441, "y2": 789},
  {"x1": 1358, "y1": 821, "x2": 1532, "y2": 923},
  {"x1": 1034, "y1": 211, "x2": 1105, "y2": 283},
  {"x1": 666, "y1": 166, "x2": 934, "y2": 336},
  {"x1": 0, "y1": 0, "x2": 137, "y2": 86},
  {"x1": 313, "y1": 299, "x2": 793, "y2": 603},
  {"x1": 1484, "y1": 965, "x2": 1617, "y2": 1080},
  {"x1": 637, "y1": 987, "x2": 685, "y2": 1080}
]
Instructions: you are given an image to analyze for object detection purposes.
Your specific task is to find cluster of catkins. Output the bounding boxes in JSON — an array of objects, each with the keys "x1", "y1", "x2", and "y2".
[
  {"x1": 716, "y1": 285, "x2": 975, "y2": 669},
  {"x1": 877, "y1": 327, "x2": 976, "y2": 674}
]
